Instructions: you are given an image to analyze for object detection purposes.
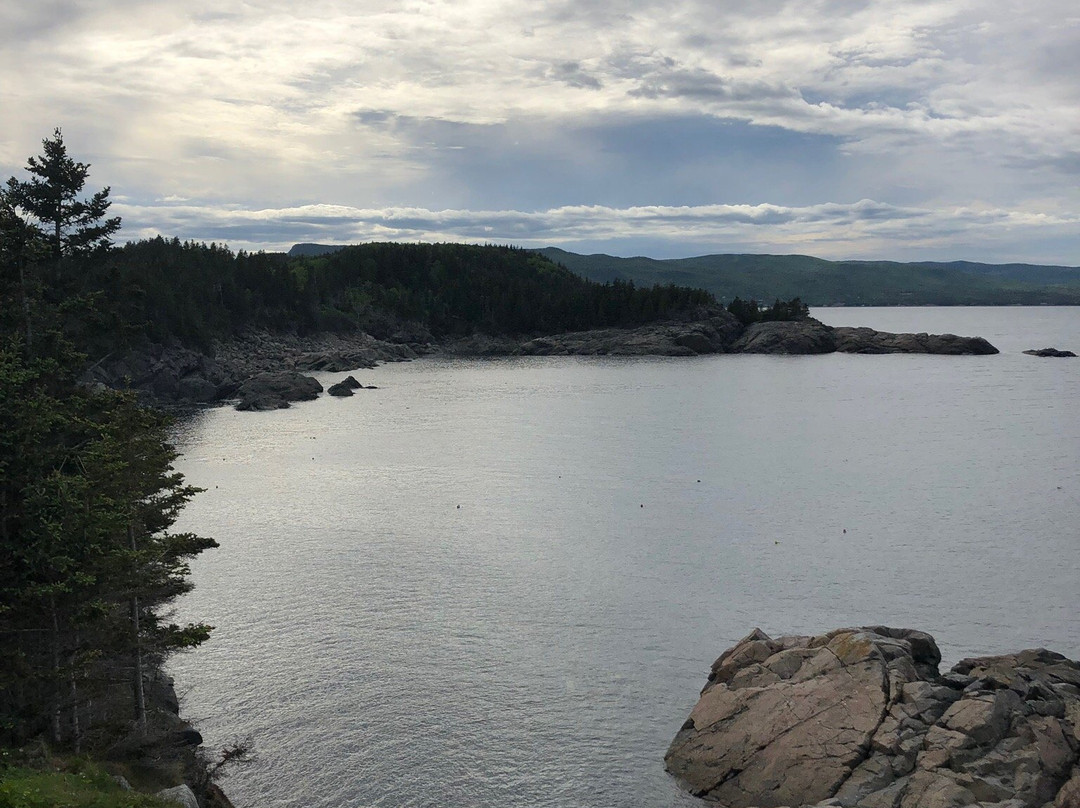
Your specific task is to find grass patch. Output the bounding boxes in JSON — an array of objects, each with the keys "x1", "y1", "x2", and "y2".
[{"x1": 0, "y1": 759, "x2": 180, "y2": 808}]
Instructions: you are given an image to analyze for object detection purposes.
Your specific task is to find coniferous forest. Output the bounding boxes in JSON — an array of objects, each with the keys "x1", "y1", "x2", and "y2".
[
  {"x1": 1, "y1": 131, "x2": 221, "y2": 801},
  {"x1": 80, "y1": 238, "x2": 718, "y2": 353}
]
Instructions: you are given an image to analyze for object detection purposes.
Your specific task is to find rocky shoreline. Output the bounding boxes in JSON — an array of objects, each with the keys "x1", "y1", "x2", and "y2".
[
  {"x1": 665, "y1": 627, "x2": 1080, "y2": 808},
  {"x1": 81, "y1": 329, "x2": 422, "y2": 408},
  {"x1": 81, "y1": 309, "x2": 999, "y2": 409}
]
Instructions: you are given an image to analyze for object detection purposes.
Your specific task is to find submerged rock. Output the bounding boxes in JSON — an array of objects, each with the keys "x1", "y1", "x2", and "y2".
[
  {"x1": 665, "y1": 627, "x2": 1080, "y2": 808},
  {"x1": 1023, "y1": 348, "x2": 1076, "y2": 357}
]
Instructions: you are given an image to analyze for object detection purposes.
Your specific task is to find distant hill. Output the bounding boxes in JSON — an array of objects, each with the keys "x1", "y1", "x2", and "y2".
[
  {"x1": 537, "y1": 248, "x2": 1080, "y2": 306},
  {"x1": 289, "y1": 242, "x2": 345, "y2": 257}
]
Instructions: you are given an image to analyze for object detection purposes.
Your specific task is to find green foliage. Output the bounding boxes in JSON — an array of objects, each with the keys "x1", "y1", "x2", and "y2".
[
  {"x1": 3, "y1": 128, "x2": 120, "y2": 261},
  {"x1": 726, "y1": 296, "x2": 810, "y2": 325},
  {"x1": 0, "y1": 761, "x2": 178, "y2": 808},
  {"x1": 71, "y1": 240, "x2": 718, "y2": 352},
  {"x1": 1, "y1": 131, "x2": 216, "y2": 751},
  {"x1": 726, "y1": 297, "x2": 760, "y2": 325}
]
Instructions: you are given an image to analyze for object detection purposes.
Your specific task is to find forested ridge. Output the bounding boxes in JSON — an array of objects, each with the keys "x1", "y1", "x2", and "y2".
[
  {"x1": 537, "y1": 247, "x2": 1080, "y2": 306},
  {"x1": 85, "y1": 238, "x2": 718, "y2": 353}
]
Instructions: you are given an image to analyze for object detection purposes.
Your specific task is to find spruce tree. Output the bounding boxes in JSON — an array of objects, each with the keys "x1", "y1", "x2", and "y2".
[{"x1": 4, "y1": 128, "x2": 120, "y2": 261}]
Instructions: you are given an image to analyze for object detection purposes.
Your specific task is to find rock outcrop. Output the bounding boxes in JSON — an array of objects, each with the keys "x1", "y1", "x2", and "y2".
[
  {"x1": 730, "y1": 321, "x2": 999, "y2": 355},
  {"x1": 80, "y1": 315, "x2": 1000, "y2": 409},
  {"x1": 665, "y1": 627, "x2": 1080, "y2": 808},
  {"x1": 730, "y1": 319, "x2": 838, "y2": 354},
  {"x1": 82, "y1": 343, "x2": 233, "y2": 404},
  {"x1": 519, "y1": 313, "x2": 742, "y2": 356},
  {"x1": 833, "y1": 327, "x2": 1000, "y2": 355},
  {"x1": 1023, "y1": 348, "x2": 1077, "y2": 358},
  {"x1": 438, "y1": 316, "x2": 998, "y2": 359},
  {"x1": 327, "y1": 376, "x2": 363, "y2": 396},
  {"x1": 156, "y1": 784, "x2": 200, "y2": 808},
  {"x1": 81, "y1": 330, "x2": 421, "y2": 407},
  {"x1": 234, "y1": 371, "x2": 323, "y2": 411}
]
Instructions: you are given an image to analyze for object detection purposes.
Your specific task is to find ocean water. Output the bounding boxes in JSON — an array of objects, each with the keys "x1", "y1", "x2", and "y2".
[{"x1": 169, "y1": 307, "x2": 1080, "y2": 808}]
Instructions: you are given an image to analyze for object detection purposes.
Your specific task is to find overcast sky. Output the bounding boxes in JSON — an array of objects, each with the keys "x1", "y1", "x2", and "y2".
[{"x1": 2, "y1": 0, "x2": 1078, "y2": 262}]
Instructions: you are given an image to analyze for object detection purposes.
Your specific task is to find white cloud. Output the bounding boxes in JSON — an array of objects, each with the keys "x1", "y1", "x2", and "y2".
[{"x1": 111, "y1": 199, "x2": 1080, "y2": 263}]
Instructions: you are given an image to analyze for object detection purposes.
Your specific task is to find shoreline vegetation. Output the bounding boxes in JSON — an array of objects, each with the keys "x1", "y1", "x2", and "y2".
[{"x1": 1, "y1": 131, "x2": 241, "y2": 806}]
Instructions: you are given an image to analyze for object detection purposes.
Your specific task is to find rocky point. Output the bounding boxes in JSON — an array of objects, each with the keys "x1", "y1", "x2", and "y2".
[{"x1": 665, "y1": 627, "x2": 1080, "y2": 808}]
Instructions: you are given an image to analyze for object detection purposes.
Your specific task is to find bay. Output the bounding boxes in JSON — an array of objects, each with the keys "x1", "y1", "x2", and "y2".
[{"x1": 170, "y1": 307, "x2": 1080, "y2": 808}]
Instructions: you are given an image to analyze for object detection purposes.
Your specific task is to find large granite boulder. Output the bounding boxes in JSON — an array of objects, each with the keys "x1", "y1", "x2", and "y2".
[
  {"x1": 234, "y1": 371, "x2": 323, "y2": 411},
  {"x1": 666, "y1": 627, "x2": 1080, "y2": 808}
]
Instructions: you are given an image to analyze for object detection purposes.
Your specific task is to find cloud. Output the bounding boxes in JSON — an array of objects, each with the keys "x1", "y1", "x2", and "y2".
[
  {"x1": 111, "y1": 198, "x2": 1080, "y2": 263},
  {"x1": 548, "y1": 61, "x2": 604, "y2": 90},
  {"x1": 1, "y1": 0, "x2": 1078, "y2": 262}
]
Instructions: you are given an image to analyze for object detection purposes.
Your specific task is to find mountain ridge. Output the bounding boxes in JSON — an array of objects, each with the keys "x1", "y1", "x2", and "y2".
[
  {"x1": 536, "y1": 247, "x2": 1080, "y2": 306},
  {"x1": 289, "y1": 243, "x2": 1080, "y2": 305}
]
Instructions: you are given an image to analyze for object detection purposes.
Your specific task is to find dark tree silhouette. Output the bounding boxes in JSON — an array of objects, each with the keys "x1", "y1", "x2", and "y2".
[{"x1": 4, "y1": 128, "x2": 120, "y2": 260}]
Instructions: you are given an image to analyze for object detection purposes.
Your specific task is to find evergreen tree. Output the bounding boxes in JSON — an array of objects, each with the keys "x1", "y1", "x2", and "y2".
[
  {"x1": 0, "y1": 131, "x2": 215, "y2": 750},
  {"x1": 4, "y1": 129, "x2": 120, "y2": 261},
  {"x1": 0, "y1": 191, "x2": 48, "y2": 351}
]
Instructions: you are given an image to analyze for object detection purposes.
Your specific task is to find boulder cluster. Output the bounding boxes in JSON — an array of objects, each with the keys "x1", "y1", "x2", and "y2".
[
  {"x1": 665, "y1": 627, "x2": 1080, "y2": 808},
  {"x1": 81, "y1": 330, "x2": 414, "y2": 406}
]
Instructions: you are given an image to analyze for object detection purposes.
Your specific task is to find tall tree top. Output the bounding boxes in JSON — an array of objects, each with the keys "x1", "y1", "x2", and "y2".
[{"x1": 5, "y1": 128, "x2": 121, "y2": 259}]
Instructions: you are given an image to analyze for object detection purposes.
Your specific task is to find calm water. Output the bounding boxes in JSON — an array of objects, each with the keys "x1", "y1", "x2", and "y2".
[{"x1": 169, "y1": 307, "x2": 1080, "y2": 808}]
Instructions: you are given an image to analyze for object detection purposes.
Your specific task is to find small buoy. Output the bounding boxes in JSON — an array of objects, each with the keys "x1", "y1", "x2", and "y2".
[
  {"x1": 774, "y1": 540, "x2": 779, "y2": 545},
  {"x1": 640, "y1": 504, "x2": 644, "y2": 508},
  {"x1": 456, "y1": 505, "x2": 461, "y2": 509},
  {"x1": 843, "y1": 529, "x2": 847, "y2": 534},
  {"x1": 697, "y1": 479, "x2": 701, "y2": 483}
]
